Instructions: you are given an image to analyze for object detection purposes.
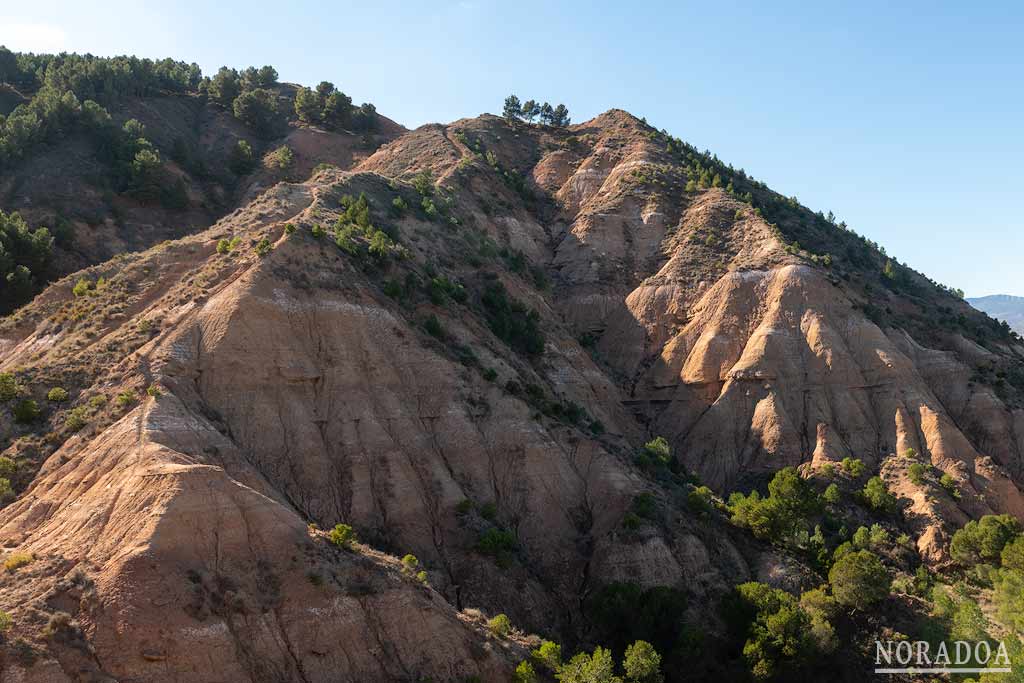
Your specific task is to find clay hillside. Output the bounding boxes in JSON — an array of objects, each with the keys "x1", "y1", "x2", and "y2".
[{"x1": 2, "y1": 53, "x2": 1024, "y2": 683}]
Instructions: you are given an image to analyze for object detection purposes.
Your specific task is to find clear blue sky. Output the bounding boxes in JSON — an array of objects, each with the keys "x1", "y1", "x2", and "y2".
[{"x1": 2, "y1": 1, "x2": 1021, "y2": 297}]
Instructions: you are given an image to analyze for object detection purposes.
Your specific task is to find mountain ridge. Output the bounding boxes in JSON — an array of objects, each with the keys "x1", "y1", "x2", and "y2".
[{"x1": 970, "y1": 294, "x2": 1024, "y2": 335}]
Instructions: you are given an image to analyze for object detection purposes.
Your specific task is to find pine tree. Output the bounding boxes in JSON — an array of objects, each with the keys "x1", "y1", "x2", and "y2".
[
  {"x1": 521, "y1": 99, "x2": 540, "y2": 123},
  {"x1": 550, "y1": 103, "x2": 571, "y2": 127},
  {"x1": 539, "y1": 102, "x2": 554, "y2": 125},
  {"x1": 503, "y1": 95, "x2": 523, "y2": 122}
]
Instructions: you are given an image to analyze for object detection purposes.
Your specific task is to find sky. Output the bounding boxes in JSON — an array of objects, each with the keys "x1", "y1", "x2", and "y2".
[{"x1": 2, "y1": 1, "x2": 1022, "y2": 297}]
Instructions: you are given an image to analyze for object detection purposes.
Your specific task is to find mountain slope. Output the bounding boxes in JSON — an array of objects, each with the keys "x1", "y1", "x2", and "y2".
[{"x1": 0, "y1": 103, "x2": 1022, "y2": 681}]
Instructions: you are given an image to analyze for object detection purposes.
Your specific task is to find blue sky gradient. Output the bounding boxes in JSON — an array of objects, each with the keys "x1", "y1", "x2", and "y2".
[{"x1": 2, "y1": 1, "x2": 1021, "y2": 296}]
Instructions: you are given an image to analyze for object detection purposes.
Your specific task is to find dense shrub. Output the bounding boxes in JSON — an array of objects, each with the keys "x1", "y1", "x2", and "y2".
[
  {"x1": 65, "y1": 406, "x2": 88, "y2": 431},
  {"x1": 728, "y1": 467, "x2": 820, "y2": 541},
  {"x1": 46, "y1": 387, "x2": 68, "y2": 402},
  {"x1": 487, "y1": 613, "x2": 512, "y2": 637},
  {"x1": 950, "y1": 514, "x2": 1020, "y2": 565},
  {"x1": 476, "y1": 527, "x2": 516, "y2": 559},
  {"x1": 328, "y1": 523, "x2": 356, "y2": 548},
  {"x1": 586, "y1": 582, "x2": 686, "y2": 665},
  {"x1": 0, "y1": 478, "x2": 13, "y2": 504},
  {"x1": 3, "y1": 552, "x2": 32, "y2": 572},
  {"x1": 228, "y1": 139, "x2": 256, "y2": 175},
  {"x1": 480, "y1": 281, "x2": 544, "y2": 357},
  {"x1": 861, "y1": 476, "x2": 896, "y2": 512},
  {"x1": 828, "y1": 550, "x2": 889, "y2": 609},
  {"x1": 0, "y1": 373, "x2": 19, "y2": 401},
  {"x1": 687, "y1": 486, "x2": 714, "y2": 514},
  {"x1": 12, "y1": 399, "x2": 39, "y2": 423},
  {"x1": 264, "y1": 145, "x2": 294, "y2": 170},
  {"x1": 623, "y1": 640, "x2": 663, "y2": 683},
  {"x1": 722, "y1": 582, "x2": 829, "y2": 680},
  {"x1": 514, "y1": 661, "x2": 537, "y2": 683},
  {"x1": 639, "y1": 437, "x2": 671, "y2": 467},
  {"x1": 557, "y1": 646, "x2": 618, "y2": 683},
  {"x1": 233, "y1": 88, "x2": 279, "y2": 137},
  {"x1": 0, "y1": 211, "x2": 54, "y2": 312},
  {"x1": 532, "y1": 640, "x2": 563, "y2": 671},
  {"x1": 840, "y1": 457, "x2": 866, "y2": 477},
  {"x1": 908, "y1": 462, "x2": 927, "y2": 485},
  {"x1": 939, "y1": 473, "x2": 961, "y2": 499},
  {"x1": 822, "y1": 483, "x2": 841, "y2": 505},
  {"x1": 254, "y1": 237, "x2": 273, "y2": 256}
]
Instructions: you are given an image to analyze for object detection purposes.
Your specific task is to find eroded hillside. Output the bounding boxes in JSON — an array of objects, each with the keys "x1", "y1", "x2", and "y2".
[{"x1": 1, "y1": 105, "x2": 1022, "y2": 681}]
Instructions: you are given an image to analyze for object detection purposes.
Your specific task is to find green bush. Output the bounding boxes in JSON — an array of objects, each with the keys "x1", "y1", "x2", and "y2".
[
  {"x1": 311, "y1": 224, "x2": 326, "y2": 239},
  {"x1": 3, "y1": 552, "x2": 32, "y2": 572},
  {"x1": 0, "y1": 477, "x2": 13, "y2": 503},
  {"x1": 558, "y1": 647, "x2": 618, "y2": 683},
  {"x1": 828, "y1": 550, "x2": 889, "y2": 609},
  {"x1": 861, "y1": 476, "x2": 896, "y2": 512},
  {"x1": 687, "y1": 486, "x2": 714, "y2": 514},
  {"x1": 12, "y1": 399, "x2": 39, "y2": 423},
  {"x1": 841, "y1": 457, "x2": 866, "y2": 477},
  {"x1": 0, "y1": 457, "x2": 15, "y2": 478},
  {"x1": 401, "y1": 554, "x2": 419, "y2": 573},
  {"x1": 480, "y1": 282, "x2": 544, "y2": 356},
  {"x1": 950, "y1": 514, "x2": 1020, "y2": 565},
  {"x1": 47, "y1": 387, "x2": 69, "y2": 402},
  {"x1": 514, "y1": 660, "x2": 537, "y2": 683},
  {"x1": 908, "y1": 462, "x2": 927, "y2": 485},
  {"x1": 940, "y1": 473, "x2": 961, "y2": 499},
  {"x1": 216, "y1": 239, "x2": 231, "y2": 254},
  {"x1": 424, "y1": 314, "x2": 445, "y2": 339},
  {"x1": 823, "y1": 483, "x2": 841, "y2": 505},
  {"x1": 476, "y1": 528, "x2": 516, "y2": 559},
  {"x1": 65, "y1": 406, "x2": 88, "y2": 431},
  {"x1": 586, "y1": 582, "x2": 686, "y2": 668},
  {"x1": 284, "y1": 223, "x2": 296, "y2": 235},
  {"x1": 115, "y1": 390, "x2": 136, "y2": 408},
  {"x1": 72, "y1": 278, "x2": 91, "y2": 297},
  {"x1": 0, "y1": 211, "x2": 53, "y2": 312},
  {"x1": 531, "y1": 640, "x2": 562, "y2": 671},
  {"x1": 723, "y1": 582, "x2": 826, "y2": 680},
  {"x1": 0, "y1": 610, "x2": 10, "y2": 632},
  {"x1": 412, "y1": 169, "x2": 434, "y2": 196},
  {"x1": 728, "y1": 467, "x2": 820, "y2": 541},
  {"x1": 228, "y1": 139, "x2": 256, "y2": 175},
  {"x1": 264, "y1": 145, "x2": 294, "y2": 170},
  {"x1": 0, "y1": 373, "x2": 18, "y2": 401},
  {"x1": 623, "y1": 640, "x2": 663, "y2": 683},
  {"x1": 254, "y1": 237, "x2": 273, "y2": 256},
  {"x1": 487, "y1": 613, "x2": 511, "y2": 637},
  {"x1": 421, "y1": 197, "x2": 439, "y2": 219},
  {"x1": 1001, "y1": 535, "x2": 1024, "y2": 572},
  {"x1": 642, "y1": 437, "x2": 671, "y2": 464},
  {"x1": 328, "y1": 523, "x2": 356, "y2": 548}
]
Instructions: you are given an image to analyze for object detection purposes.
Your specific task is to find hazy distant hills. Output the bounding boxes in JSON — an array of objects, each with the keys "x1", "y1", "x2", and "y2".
[{"x1": 969, "y1": 294, "x2": 1024, "y2": 334}]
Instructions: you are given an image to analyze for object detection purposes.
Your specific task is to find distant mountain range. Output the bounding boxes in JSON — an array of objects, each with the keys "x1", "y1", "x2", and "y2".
[{"x1": 969, "y1": 294, "x2": 1024, "y2": 334}]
